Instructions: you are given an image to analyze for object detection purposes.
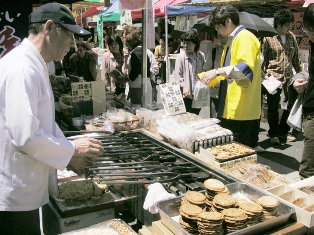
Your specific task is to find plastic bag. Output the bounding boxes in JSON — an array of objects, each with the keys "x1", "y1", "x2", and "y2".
[
  {"x1": 192, "y1": 80, "x2": 211, "y2": 108},
  {"x1": 262, "y1": 75, "x2": 282, "y2": 95}
]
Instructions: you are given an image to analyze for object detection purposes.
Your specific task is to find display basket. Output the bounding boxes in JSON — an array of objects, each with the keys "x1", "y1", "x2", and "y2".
[{"x1": 111, "y1": 114, "x2": 139, "y2": 131}]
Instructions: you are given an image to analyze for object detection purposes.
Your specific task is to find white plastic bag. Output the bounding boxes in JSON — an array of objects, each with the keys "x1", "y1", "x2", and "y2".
[
  {"x1": 262, "y1": 75, "x2": 282, "y2": 95},
  {"x1": 192, "y1": 80, "x2": 211, "y2": 108}
]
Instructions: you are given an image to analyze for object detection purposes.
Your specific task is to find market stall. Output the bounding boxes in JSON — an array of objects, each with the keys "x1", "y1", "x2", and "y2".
[{"x1": 42, "y1": 82, "x2": 314, "y2": 235}]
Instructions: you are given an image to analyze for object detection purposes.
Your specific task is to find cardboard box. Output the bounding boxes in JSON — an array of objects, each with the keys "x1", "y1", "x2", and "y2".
[
  {"x1": 152, "y1": 221, "x2": 174, "y2": 235},
  {"x1": 199, "y1": 147, "x2": 257, "y2": 169},
  {"x1": 268, "y1": 185, "x2": 314, "y2": 227},
  {"x1": 42, "y1": 202, "x2": 114, "y2": 235}
]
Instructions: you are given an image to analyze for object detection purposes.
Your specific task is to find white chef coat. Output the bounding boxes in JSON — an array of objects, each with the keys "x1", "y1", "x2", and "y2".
[{"x1": 0, "y1": 39, "x2": 75, "y2": 211}]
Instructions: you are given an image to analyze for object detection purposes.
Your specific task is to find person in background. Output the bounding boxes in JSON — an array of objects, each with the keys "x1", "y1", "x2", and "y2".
[
  {"x1": 200, "y1": 3, "x2": 261, "y2": 149},
  {"x1": 123, "y1": 25, "x2": 159, "y2": 105},
  {"x1": 115, "y1": 24, "x2": 124, "y2": 38},
  {"x1": 62, "y1": 46, "x2": 75, "y2": 76},
  {"x1": 261, "y1": 9, "x2": 302, "y2": 145},
  {"x1": 203, "y1": 34, "x2": 228, "y2": 118},
  {"x1": 168, "y1": 38, "x2": 175, "y2": 54},
  {"x1": 103, "y1": 26, "x2": 110, "y2": 50},
  {"x1": 154, "y1": 37, "x2": 169, "y2": 83},
  {"x1": 69, "y1": 40, "x2": 98, "y2": 82},
  {"x1": 172, "y1": 38, "x2": 182, "y2": 54},
  {"x1": 101, "y1": 35, "x2": 126, "y2": 96},
  {"x1": 0, "y1": 3, "x2": 104, "y2": 234},
  {"x1": 293, "y1": 4, "x2": 314, "y2": 179},
  {"x1": 174, "y1": 29, "x2": 206, "y2": 115},
  {"x1": 54, "y1": 60, "x2": 63, "y2": 76},
  {"x1": 154, "y1": 37, "x2": 167, "y2": 58}
]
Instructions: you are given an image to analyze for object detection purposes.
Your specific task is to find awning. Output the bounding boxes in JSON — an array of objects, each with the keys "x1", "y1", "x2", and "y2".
[
  {"x1": 76, "y1": 5, "x2": 104, "y2": 23},
  {"x1": 100, "y1": 11, "x2": 120, "y2": 22},
  {"x1": 167, "y1": 5, "x2": 215, "y2": 16},
  {"x1": 99, "y1": 0, "x2": 120, "y2": 22},
  {"x1": 102, "y1": 0, "x2": 119, "y2": 14},
  {"x1": 131, "y1": 0, "x2": 189, "y2": 18}
]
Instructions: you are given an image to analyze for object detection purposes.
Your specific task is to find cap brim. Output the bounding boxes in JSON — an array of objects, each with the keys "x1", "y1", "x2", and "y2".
[{"x1": 61, "y1": 23, "x2": 92, "y2": 36}]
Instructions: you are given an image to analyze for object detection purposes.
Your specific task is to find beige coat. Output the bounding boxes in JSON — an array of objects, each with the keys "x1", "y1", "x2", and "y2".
[
  {"x1": 101, "y1": 51, "x2": 121, "y2": 93},
  {"x1": 174, "y1": 50, "x2": 205, "y2": 98}
]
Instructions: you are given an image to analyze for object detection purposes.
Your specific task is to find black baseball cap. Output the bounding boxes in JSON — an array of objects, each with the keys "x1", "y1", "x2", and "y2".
[{"x1": 29, "y1": 3, "x2": 91, "y2": 36}]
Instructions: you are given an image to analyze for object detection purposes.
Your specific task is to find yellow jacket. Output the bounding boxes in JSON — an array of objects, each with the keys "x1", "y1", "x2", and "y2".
[{"x1": 219, "y1": 29, "x2": 261, "y2": 120}]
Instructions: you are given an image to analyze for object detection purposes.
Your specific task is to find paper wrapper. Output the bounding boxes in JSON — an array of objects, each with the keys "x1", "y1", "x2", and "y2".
[{"x1": 159, "y1": 82, "x2": 186, "y2": 115}]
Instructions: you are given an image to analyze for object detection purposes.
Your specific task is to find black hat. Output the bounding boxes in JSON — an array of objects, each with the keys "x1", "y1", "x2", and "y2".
[{"x1": 29, "y1": 3, "x2": 91, "y2": 36}]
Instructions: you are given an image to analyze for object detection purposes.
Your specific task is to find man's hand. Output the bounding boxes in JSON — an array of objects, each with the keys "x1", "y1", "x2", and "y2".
[
  {"x1": 200, "y1": 69, "x2": 217, "y2": 86},
  {"x1": 67, "y1": 138, "x2": 104, "y2": 175},
  {"x1": 67, "y1": 156, "x2": 94, "y2": 175},
  {"x1": 293, "y1": 79, "x2": 308, "y2": 94},
  {"x1": 72, "y1": 138, "x2": 104, "y2": 157}
]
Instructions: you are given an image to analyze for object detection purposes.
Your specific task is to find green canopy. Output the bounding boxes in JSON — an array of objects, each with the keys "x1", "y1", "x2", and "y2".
[
  {"x1": 100, "y1": 11, "x2": 120, "y2": 22},
  {"x1": 84, "y1": 0, "x2": 101, "y2": 2}
]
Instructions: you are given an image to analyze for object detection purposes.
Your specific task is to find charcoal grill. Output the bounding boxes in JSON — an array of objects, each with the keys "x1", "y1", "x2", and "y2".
[{"x1": 76, "y1": 130, "x2": 237, "y2": 225}]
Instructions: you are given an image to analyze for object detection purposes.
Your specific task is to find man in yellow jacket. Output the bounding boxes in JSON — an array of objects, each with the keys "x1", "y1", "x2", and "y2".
[{"x1": 200, "y1": 3, "x2": 261, "y2": 149}]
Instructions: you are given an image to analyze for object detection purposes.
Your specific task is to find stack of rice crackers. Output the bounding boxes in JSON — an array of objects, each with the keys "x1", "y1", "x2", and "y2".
[{"x1": 177, "y1": 178, "x2": 279, "y2": 234}]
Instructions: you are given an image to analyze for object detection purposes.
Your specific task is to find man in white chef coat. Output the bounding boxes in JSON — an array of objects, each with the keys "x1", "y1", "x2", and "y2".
[{"x1": 0, "y1": 3, "x2": 104, "y2": 234}]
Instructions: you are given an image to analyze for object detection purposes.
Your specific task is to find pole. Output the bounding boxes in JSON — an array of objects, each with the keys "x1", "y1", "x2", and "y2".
[
  {"x1": 164, "y1": 0, "x2": 169, "y2": 82},
  {"x1": 142, "y1": 9, "x2": 148, "y2": 107}
]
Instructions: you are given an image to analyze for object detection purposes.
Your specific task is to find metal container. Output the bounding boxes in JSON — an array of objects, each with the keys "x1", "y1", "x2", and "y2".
[
  {"x1": 155, "y1": 182, "x2": 295, "y2": 235},
  {"x1": 62, "y1": 219, "x2": 136, "y2": 235}
]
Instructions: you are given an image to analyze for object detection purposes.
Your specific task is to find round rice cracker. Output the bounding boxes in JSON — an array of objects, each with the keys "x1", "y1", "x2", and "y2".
[
  {"x1": 240, "y1": 202, "x2": 263, "y2": 214},
  {"x1": 179, "y1": 217, "x2": 197, "y2": 229},
  {"x1": 185, "y1": 191, "x2": 206, "y2": 204},
  {"x1": 180, "y1": 204, "x2": 203, "y2": 221},
  {"x1": 180, "y1": 203, "x2": 203, "y2": 216},
  {"x1": 257, "y1": 196, "x2": 279, "y2": 208},
  {"x1": 213, "y1": 194, "x2": 237, "y2": 208},
  {"x1": 198, "y1": 211, "x2": 224, "y2": 221},
  {"x1": 222, "y1": 208, "x2": 248, "y2": 221},
  {"x1": 198, "y1": 226, "x2": 224, "y2": 235},
  {"x1": 204, "y1": 179, "x2": 226, "y2": 192}
]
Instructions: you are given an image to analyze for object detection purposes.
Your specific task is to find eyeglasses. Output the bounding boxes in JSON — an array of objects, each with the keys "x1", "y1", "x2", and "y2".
[{"x1": 55, "y1": 24, "x2": 77, "y2": 51}]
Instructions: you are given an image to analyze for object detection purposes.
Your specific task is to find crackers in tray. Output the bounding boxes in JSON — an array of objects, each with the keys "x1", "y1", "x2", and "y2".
[
  {"x1": 177, "y1": 178, "x2": 280, "y2": 234},
  {"x1": 205, "y1": 142, "x2": 256, "y2": 162}
]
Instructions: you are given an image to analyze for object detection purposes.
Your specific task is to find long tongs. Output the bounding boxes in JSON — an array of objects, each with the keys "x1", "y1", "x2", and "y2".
[{"x1": 94, "y1": 172, "x2": 192, "y2": 184}]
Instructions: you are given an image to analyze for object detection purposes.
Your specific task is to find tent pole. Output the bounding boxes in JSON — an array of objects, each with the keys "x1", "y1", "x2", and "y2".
[
  {"x1": 164, "y1": 0, "x2": 169, "y2": 82},
  {"x1": 142, "y1": 8, "x2": 148, "y2": 107}
]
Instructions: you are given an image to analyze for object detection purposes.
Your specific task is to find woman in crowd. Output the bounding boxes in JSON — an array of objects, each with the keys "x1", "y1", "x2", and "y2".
[
  {"x1": 101, "y1": 35, "x2": 126, "y2": 96},
  {"x1": 69, "y1": 40, "x2": 98, "y2": 82},
  {"x1": 123, "y1": 25, "x2": 159, "y2": 105},
  {"x1": 174, "y1": 29, "x2": 206, "y2": 114}
]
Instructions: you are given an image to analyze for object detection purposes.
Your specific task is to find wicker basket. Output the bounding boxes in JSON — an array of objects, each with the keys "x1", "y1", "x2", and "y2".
[{"x1": 111, "y1": 114, "x2": 139, "y2": 131}]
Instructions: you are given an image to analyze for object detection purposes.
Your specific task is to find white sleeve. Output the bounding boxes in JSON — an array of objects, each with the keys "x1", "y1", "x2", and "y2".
[{"x1": 5, "y1": 66, "x2": 74, "y2": 170}]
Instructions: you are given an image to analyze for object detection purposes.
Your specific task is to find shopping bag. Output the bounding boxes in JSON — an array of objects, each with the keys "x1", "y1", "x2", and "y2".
[{"x1": 192, "y1": 80, "x2": 211, "y2": 108}]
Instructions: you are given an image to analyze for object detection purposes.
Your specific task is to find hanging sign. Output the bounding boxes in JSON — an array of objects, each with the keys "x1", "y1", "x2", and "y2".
[
  {"x1": 0, "y1": 0, "x2": 32, "y2": 58},
  {"x1": 120, "y1": 0, "x2": 146, "y2": 10}
]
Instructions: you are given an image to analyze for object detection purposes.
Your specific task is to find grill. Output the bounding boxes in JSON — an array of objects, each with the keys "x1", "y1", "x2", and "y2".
[{"x1": 80, "y1": 130, "x2": 237, "y2": 225}]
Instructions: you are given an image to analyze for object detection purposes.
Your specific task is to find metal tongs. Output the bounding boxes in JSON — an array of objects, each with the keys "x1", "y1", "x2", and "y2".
[{"x1": 85, "y1": 160, "x2": 197, "y2": 184}]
